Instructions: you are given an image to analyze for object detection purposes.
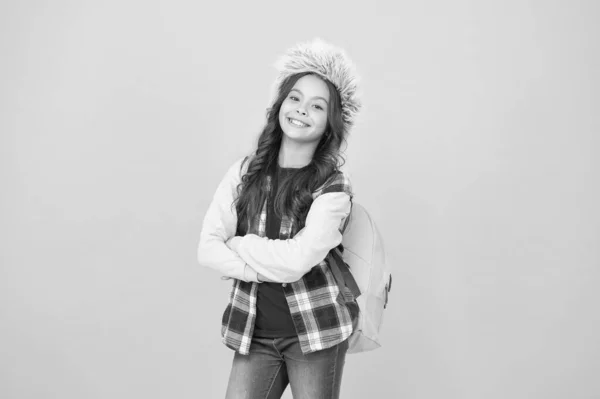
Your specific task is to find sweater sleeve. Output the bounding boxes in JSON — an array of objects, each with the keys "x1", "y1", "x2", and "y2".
[
  {"x1": 197, "y1": 157, "x2": 260, "y2": 283},
  {"x1": 234, "y1": 172, "x2": 353, "y2": 283}
]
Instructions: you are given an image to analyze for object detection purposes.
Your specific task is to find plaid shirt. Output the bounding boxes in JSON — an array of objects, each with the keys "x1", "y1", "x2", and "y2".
[{"x1": 211, "y1": 157, "x2": 358, "y2": 355}]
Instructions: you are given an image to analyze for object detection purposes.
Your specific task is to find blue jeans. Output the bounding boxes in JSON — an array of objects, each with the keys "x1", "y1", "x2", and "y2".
[{"x1": 225, "y1": 336, "x2": 349, "y2": 399}]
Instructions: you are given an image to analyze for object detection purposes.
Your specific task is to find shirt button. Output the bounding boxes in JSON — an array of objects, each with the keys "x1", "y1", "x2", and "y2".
[{"x1": 282, "y1": 283, "x2": 287, "y2": 287}]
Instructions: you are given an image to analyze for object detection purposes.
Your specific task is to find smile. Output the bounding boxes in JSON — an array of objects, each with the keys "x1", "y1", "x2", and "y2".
[{"x1": 288, "y1": 118, "x2": 309, "y2": 128}]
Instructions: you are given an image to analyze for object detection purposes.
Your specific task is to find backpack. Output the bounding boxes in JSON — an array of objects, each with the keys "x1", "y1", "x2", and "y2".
[{"x1": 328, "y1": 201, "x2": 392, "y2": 354}]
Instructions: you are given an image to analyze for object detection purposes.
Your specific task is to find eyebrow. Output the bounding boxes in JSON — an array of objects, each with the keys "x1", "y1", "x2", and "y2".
[{"x1": 290, "y1": 88, "x2": 329, "y2": 104}]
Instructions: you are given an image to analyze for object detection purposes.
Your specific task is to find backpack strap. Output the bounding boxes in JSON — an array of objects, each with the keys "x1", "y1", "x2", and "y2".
[
  {"x1": 328, "y1": 246, "x2": 361, "y2": 301},
  {"x1": 327, "y1": 198, "x2": 361, "y2": 302}
]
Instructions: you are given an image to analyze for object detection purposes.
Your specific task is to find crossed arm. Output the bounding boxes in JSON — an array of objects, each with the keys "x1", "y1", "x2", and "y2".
[
  {"x1": 223, "y1": 238, "x2": 274, "y2": 283},
  {"x1": 197, "y1": 157, "x2": 352, "y2": 284}
]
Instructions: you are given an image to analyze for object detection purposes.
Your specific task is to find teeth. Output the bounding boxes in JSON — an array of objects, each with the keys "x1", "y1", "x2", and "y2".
[{"x1": 289, "y1": 118, "x2": 308, "y2": 127}]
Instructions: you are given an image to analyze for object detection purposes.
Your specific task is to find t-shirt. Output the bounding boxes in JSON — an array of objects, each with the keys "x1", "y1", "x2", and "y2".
[{"x1": 253, "y1": 164, "x2": 299, "y2": 338}]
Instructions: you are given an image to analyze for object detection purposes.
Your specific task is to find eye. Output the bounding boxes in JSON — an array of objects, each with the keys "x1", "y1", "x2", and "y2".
[
  {"x1": 289, "y1": 95, "x2": 299, "y2": 101},
  {"x1": 313, "y1": 104, "x2": 324, "y2": 111}
]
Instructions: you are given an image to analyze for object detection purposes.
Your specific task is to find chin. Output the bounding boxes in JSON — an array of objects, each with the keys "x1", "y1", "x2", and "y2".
[{"x1": 282, "y1": 131, "x2": 305, "y2": 142}]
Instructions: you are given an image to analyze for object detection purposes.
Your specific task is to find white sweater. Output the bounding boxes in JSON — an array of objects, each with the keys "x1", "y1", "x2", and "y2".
[{"x1": 197, "y1": 157, "x2": 352, "y2": 284}]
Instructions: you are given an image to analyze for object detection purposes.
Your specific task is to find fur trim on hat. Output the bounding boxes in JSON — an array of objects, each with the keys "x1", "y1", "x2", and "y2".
[{"x1": 273, "y1": 38, "x2": 361, "y2": 134}]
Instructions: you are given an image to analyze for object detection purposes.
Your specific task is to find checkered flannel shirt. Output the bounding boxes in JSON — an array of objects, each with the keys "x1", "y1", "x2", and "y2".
[{"x1": 203, "y1": 156, "x2": 358, "y2": 355}]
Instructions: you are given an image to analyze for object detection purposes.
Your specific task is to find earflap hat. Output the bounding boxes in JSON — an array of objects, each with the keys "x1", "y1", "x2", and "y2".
[{"x1": 272, "y1": 38, "x2": 362, "y2": 135}]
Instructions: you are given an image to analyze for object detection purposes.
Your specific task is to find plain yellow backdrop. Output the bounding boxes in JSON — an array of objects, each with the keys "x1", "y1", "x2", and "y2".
[{"x1": 1, "y1": 1, "x2": 598, "y2": 398}]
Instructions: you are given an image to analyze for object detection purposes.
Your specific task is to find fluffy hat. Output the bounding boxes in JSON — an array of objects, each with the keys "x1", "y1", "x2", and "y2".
[{"x1": 272, "y1": 38, "x2": 362, "y2": 135}]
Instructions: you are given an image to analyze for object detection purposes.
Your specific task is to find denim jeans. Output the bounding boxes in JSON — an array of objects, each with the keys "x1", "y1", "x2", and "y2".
[{"x1": 225, "y1": 336, "x2": 349, "y2": 399}]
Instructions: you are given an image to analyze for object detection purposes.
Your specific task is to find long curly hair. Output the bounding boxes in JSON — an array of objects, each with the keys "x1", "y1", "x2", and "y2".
[{"x1": 234, "y1": 72, "x2": 346, "y2": 235}]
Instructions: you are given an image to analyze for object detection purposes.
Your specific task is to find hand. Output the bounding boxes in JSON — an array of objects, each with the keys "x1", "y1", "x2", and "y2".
[{"x1": 257, "y1": 272, "x2": 277, "y2": 283}]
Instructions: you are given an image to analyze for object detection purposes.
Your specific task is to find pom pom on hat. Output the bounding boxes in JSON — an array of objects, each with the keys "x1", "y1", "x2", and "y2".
[{"x1": 273, "y1": 38, "x2": 362, "y2": 135}]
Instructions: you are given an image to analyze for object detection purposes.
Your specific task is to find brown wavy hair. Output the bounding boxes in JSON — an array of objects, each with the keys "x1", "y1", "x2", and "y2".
[{"x1": 234, "y1": 72, "x2": 347, "y2": 235}]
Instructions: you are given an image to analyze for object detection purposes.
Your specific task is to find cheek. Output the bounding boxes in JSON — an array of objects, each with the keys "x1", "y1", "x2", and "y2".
[
  {"x1": 278, "y1": 106, "x2": 288, "y2": 121},
  {"x1": 279, "y1": 102, "x2": 292, "y2": 117},
  {"x1": 316, "y1": 113, "x2": 328, "y2": 133}
]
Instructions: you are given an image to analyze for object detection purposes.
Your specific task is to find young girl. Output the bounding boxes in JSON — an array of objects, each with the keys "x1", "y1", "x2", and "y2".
[{"x1": 198, "y1": 38, "x2": 361, "y2": 399}]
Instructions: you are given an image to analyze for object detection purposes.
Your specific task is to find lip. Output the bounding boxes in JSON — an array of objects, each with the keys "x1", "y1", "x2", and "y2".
[{"x1": 287, "y1": 116, "x2": 311, "y2": 127}]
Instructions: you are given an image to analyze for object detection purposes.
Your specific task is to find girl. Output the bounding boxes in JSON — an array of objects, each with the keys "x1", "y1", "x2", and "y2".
[{"x1": 197, "y1": 38, "x2": 362, "y2": 399}]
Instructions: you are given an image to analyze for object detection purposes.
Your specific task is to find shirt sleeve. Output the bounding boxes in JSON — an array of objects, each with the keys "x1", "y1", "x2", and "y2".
[
  {"x1": 234, "y1": 172, "x2": 353, "y2": 283},
  {"x1": 197, "y1": 157, "x2": 260, "y2": 283}
]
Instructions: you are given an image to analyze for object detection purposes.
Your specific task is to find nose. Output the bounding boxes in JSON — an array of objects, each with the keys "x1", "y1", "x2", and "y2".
[{"x1": 296, "y1": 108, "x2": 307, "y2": 116}]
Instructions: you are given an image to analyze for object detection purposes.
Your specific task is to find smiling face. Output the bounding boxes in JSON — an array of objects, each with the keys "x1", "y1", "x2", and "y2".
[{"x1": 278, "y1": 74, "x2": 330, "y2": 145}]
